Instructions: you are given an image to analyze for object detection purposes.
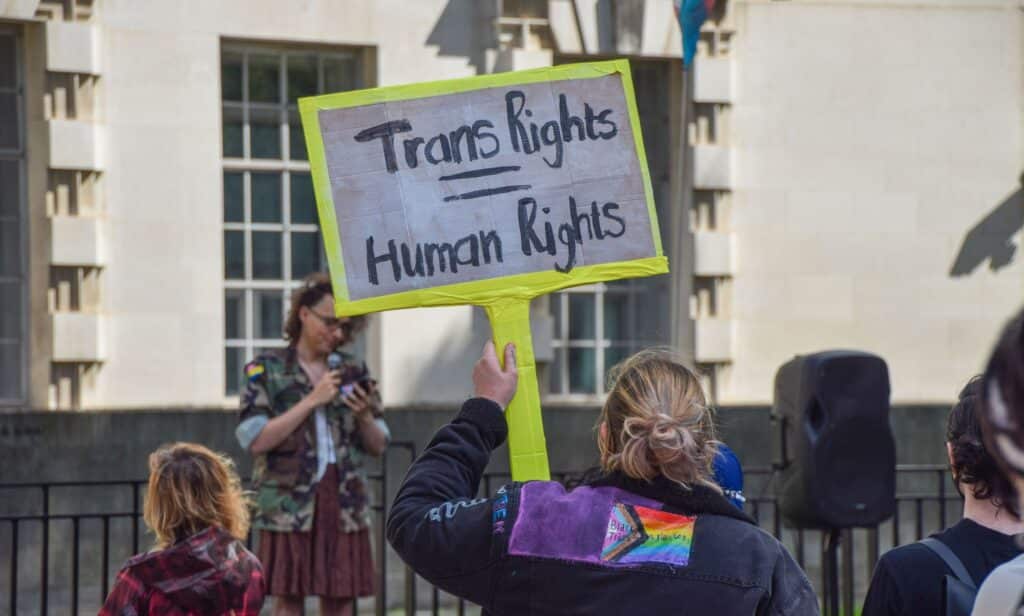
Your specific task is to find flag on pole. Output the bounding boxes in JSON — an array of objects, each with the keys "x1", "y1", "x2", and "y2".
[{"x1": 674, "y1": 0, "x2": 715, "y2": 68}]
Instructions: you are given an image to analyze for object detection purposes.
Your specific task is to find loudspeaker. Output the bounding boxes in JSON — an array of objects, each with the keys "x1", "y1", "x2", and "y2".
[{"x1": 771, "y1": 350, "x2": 896, "y2": 529}]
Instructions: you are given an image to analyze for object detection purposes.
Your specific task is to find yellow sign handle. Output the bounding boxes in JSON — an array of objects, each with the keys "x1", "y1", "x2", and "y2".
[{"x1": 483, "y1": 299, "x2": 551, "y2": 481}]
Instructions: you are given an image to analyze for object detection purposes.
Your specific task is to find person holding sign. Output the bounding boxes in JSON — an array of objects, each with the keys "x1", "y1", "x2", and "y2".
[
  {"x1": 235, "y1": 273, "x2": 388, "y2": 616},
  {"x1": 300, "y1": 60, "x2": 673, "y2": 482},
  {"x1": 386, "y1": 343, "x2": 817, "y2": 615}
]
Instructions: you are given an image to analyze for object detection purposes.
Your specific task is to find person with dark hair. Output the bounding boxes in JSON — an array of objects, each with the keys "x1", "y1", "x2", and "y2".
[
  {"x1": 973, "y1": 307, "x2": 1024, "y2": 615},
  {"x1": 100, "y1": 442, "x2": 265, "y2": 615},
  {"x1": 861, "y1": 377, "x2": 1024, "y2": 616},
  {"x1": 235, "y1": 272, "x2": 388, "y2": 616},
  {"x1": 387, "y1": 343, "x2": 817, "y2": 615}
]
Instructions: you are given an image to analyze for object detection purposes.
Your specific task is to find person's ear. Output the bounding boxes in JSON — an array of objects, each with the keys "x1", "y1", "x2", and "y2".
[{"x1": 946, "y1": 442, "x2": 958, "y2": 483}]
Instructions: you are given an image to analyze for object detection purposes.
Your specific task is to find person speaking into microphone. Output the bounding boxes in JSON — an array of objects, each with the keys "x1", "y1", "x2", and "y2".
[{"x1": 236, "y1": 272, "x2": 387, "y2": 616}]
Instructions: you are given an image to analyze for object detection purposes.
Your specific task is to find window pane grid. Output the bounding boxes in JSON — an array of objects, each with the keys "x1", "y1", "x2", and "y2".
[
  {"x1": 549, "y1": 279, "x2": 669, "y2": 398},
  {"x1": 222, "y1": 45, "x2": 359, "y2": 395},
  {"x1": 0, "y1": 27, "x2": 23, "y2": 404}
]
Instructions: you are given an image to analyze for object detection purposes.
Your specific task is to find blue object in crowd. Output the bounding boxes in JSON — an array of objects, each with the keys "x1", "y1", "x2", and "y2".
[
  {"x1": 713, "y1": 443, "x2": 746, "y2": 510},
  {"x1": 674, "y1": 0, "x2": 715, "y2": 68}
]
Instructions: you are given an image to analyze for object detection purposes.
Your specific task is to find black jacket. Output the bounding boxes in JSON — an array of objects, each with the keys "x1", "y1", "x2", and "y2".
[{"x1": 387, "y1": 398, "x2": 819, "y2": 615}]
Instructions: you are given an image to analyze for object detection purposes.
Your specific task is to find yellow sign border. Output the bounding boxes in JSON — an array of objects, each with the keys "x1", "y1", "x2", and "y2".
[{"x1": 298, "y1": 59, "x2": 667, "y2": 316}]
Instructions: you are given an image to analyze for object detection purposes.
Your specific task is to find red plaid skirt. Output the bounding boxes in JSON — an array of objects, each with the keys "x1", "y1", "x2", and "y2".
[{"x1": 258, "y1": 465, "x2": 375, "y2": 599}]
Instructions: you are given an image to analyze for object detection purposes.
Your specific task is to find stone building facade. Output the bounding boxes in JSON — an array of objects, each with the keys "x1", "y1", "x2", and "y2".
[{"x1": 0, "y1": 0, "x2": 1020, "y2": 411}]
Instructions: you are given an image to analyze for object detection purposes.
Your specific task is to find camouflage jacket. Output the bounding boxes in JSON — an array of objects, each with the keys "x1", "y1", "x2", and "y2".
[{"x1": 237, "y1": 347, "x2": 385, "y2": 533}]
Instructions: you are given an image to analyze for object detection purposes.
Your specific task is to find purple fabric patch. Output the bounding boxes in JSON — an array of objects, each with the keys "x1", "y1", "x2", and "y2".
[{"x1": 507, "y1": 481, "x2": 662, "y2": 566}]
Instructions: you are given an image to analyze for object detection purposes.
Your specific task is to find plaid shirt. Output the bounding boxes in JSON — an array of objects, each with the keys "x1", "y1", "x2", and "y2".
[{"x1": 99, "y1": 526, "x2": 264, "y2": 616}]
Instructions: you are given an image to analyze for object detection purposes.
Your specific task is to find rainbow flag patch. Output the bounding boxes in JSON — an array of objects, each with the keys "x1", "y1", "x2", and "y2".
[
  {"x1": 601, "y1": 503, "x2": 695, "y2": 566},
  {"x1": 244, "y1": 362, "x2": 265, "y2": 382}
]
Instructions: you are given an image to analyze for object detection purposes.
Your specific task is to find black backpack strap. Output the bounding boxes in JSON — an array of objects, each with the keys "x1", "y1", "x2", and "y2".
[{"x1": 920, "y1": 537, "x2": 976, "y2": 588}]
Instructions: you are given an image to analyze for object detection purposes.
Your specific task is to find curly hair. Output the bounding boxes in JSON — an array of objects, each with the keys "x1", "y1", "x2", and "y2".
[
  {"x1": 947, "y1": 377, "x2": 1019, "y2": 517},
  {"x1": 283, "y1": 272, "x2": 368, "y2": 344},
  {"x1": 598, "y1": 349, "x2": 721, "y2": 492},
  {"x1": 143, "y1": 442, "x2": 251, "y2": 548}
]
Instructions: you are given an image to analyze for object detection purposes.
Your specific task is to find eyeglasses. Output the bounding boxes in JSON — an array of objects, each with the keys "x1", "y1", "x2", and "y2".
[{"x1": 309, "y1": 310, "x2": 354, "y2": 334}]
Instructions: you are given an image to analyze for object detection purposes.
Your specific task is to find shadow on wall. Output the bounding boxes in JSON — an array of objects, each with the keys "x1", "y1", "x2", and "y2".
[
  {"x1": 949, "y1": 173, "x2": 1024, "y2": 277},
  {"x1": 425, "y1": 0, "x2": 496, "y2": 75}
]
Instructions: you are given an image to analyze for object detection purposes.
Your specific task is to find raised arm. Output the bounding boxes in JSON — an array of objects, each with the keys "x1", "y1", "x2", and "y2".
[{"x1": 386, "y1": 342, "x2": 517, "y2": 608}]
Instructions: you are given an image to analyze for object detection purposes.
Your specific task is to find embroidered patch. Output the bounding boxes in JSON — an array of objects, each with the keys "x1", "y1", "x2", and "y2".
[
  {"x1": 601, "y1": 503, "x2": 695, "y2": 566},
  {"x1": 244, "y1": 362, "x2": 265, "y2": 382}
]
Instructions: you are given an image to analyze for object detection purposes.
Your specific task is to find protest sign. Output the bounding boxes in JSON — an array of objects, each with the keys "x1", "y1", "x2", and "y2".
[{"x1": 300, "y1": 60, "x2": 668, "y2": 480}]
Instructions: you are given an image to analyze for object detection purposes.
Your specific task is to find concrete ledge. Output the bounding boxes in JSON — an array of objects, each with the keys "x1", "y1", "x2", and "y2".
[
  {"x1": 695, "y1": 318, "x2": 732, "y2": 362},
  {"x1": 0, "y1": 0, "x2": 41, "y2": 20},
  {"x1": 45, "y1": 21, "x2": 100, "y2": 75},
  {"x1": 52, "y1": 312, "x2": 104, "y2": 362},
  {"x1": 694, "y1": 57, "x2": 733, "y2": 103},
  {"x1": 693, "y1": 144, "x2": 731, "y2": 189},
  {"x1": 48, "y1": 119, "x2": 101, "y2": 170},
  {"x1": 51, "y1": 215, "x2": 103, "y2": 266},
  {"x1": 694, "y1": 231, "x2": 733, "y2": 276},
  {"x1": 488, "y1": 48, "x2": 553, "y2": 73}
]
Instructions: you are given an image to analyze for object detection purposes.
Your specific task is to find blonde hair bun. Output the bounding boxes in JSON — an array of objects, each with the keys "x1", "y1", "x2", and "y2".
[{"x1": 598, "y1": 349, "x2": 720, "y2": 491}]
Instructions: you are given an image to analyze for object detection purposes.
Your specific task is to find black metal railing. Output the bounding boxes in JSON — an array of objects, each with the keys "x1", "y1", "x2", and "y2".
[{"x1": 0, "y1": 444, "x2": 958, "y2": 615}]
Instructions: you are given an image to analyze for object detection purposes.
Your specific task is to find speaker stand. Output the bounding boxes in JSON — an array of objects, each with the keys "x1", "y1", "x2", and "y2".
[{"x1": 822, "y1": 528, "x2": 840, "y2": 616}]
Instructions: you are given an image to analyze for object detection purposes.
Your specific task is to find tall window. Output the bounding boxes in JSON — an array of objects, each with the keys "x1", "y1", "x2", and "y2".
[
  {"x1": 0, "y1": 27, "x2": 25, "y2": 405},
  {"x1": 221, "y1": 45, "x2": 364, "y2": 395},
  {"x1": 548, "y1": 59, "x2": 673, "y2": 398}
]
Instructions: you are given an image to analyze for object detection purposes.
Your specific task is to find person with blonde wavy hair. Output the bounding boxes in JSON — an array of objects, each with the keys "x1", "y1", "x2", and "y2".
[
  {"x1": 387, "y1": 344, "x2": 817, "y2": 615},
  {"x1": 99, "y1": 442, "x2": 265, "y2": 616}
]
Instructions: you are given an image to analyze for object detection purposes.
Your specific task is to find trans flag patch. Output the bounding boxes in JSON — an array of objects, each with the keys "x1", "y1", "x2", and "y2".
[{"x1": 601, "y1": 503, "x2": 695, "y2": 566}]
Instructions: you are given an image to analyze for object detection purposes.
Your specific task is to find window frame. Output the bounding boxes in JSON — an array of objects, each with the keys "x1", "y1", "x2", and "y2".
[
  {"x1": 220, "y1": 42, "x2": 365, "y2": 397},
  {"x1": 0, "y1": 24, "x2": 27, "y2": 406},
  {"x1": 544, "y1": 57, "x2": 675, "y2": 403}
]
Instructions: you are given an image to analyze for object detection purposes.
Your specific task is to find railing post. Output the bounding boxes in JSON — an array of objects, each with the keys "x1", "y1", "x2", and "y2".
[
  {"x1": 823, "y1": 528, "x2": 840, "y2": 616},
  {"x1": 131, "y1": 483, "x2": 140, "y2": 555},
  {"x1": 866, "y1": 526, "x2": 879, "y2": 585},
  {"x1": 41, "y1": 484, "x2": 49, "y2": 616},
  {"x1": 937, "y1": 469, "x2": 947, "y2": 530},
  {"x1": 72, "y1": 516, "x2": 80, "y2": 616},
  {"x1": 10, "y1": 519, "x2": 18, "y2": 616},
  {"x1": 892, "y1": 501, "x2": 900, "y2": 547},
  {"x1": 101, "y1": 515, "x2": 110, "y2": 602},
  {"x1": 915, "y1": 499, "x2": 924, "y2": 540},
  {"x1": 404, "y1": 565, "x2": 416, "y2": 616},
  {"x1": 841, "y1": 528, "x2": 854, "y2": 616},
  {"x1": 377, "y1": 449, "x2": 389, "y2": 616}
]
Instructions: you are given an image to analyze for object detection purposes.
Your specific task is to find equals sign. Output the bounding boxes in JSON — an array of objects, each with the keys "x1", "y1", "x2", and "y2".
[{"x1": 438, "y1": 165, "x2": 531, "y2": 202}]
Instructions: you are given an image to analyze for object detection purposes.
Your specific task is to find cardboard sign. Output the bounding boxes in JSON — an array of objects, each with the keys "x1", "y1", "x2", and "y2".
[
  {"x1": 301, "y1": 60, "x2": 666, "y2": 312},
  {"x1": 300, "y1": 60, "x2": 669, "y2": 480}
]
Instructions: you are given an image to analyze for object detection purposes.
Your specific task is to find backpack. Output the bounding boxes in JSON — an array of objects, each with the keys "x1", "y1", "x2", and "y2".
[{"x1": 920, "y1": 537, "x2": 977, "y2": 616}]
